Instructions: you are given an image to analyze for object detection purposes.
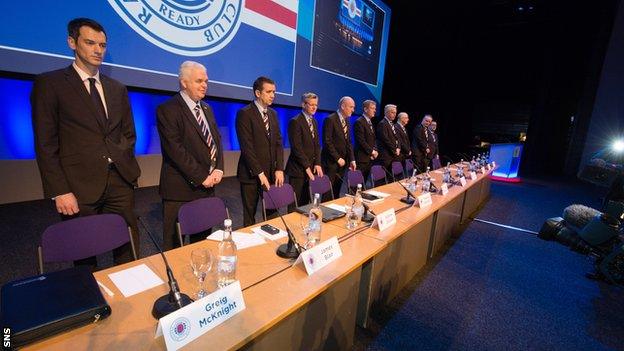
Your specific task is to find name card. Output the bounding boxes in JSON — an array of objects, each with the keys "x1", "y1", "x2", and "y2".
[
  {"x1": 480, "y1": 166, "x2": 486, "y2": 174},
  {"x1": 486, "y1": 163, "x2": 491, "y2": 170},
  {"x1": 459, "y1": 177, "x2": 467, "y2": 187},
  {"x1": 294, "y1": 236, "x2": 342, "y2": 275},
  {"x1": 492, "y1": 161, "x2": 496, "y2": 167},
  {"x1": 469, "y1": 171, "x2": 477, "y2": 180},
  {"x1": 440, "y1": 183, "x2": 449, "y2": 195},
  {"x1": 156, "y1": 281, "x2": 246, "y2": 351},
  {"x1": 417, "y1": 192, "x2": 433, "y2": 208},
  {"x1": 372, "y1": 207, "x2": 397, "y2": 232}
]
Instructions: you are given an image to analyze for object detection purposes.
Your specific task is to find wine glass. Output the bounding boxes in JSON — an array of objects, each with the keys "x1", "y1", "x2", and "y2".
[{"x1": 190, "y1": 249, "x2": 213, "y2": 299}]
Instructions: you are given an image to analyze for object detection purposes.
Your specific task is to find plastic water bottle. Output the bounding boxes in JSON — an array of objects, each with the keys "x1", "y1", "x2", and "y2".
[
  {"x1": 457, "y1": 162, "x2": 464, "y2": 178},
  {"x1": 352, "y1": 184, "x2": 365, "y2": 226},
  {"x1": 307, "y1": 193, "x2": 322, "y2": 247},
  {"x1": 443, "y1": 162, "x2": 451, "y2": 184},
  {"x1": 422, "y1": 167, "x2": 431, "y2": 193},
  {"x1": 409, "y1": 169, "x2": 418, "y2": 193},
  {"x1": 217, "y1": 219, "x2": 237, "y2": 288}
]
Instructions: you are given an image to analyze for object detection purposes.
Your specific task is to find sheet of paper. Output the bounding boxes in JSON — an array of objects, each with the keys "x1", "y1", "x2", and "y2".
[
  {"x1": 325, "y1": 203, "x2": 346, "y2": 213},
  {"x1": 364, "y1": 190, "x2": 391, "y2": 198},
  {"x1": 108, "y1": 263, "x2": 164, "y2": 298},
  {"x1": 250, "y1": 226, "x2": 288, "y2": 241},
  {"x1": 207, "y1": 230, "x2": 267, "y2": 249}
]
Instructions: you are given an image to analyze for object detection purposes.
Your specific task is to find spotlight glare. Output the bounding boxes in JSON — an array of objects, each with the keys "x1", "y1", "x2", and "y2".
[{"x1": 613, "y1": 139, "x2": 624, "y2": 153}]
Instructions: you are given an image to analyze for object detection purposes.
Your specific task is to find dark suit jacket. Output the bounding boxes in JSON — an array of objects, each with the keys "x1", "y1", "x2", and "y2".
[
  {"x1": 157, "y1": 93, "x2": 224, "y2": 201},
  {"x1": 412, "y1": 124, "x2": 431, "y2": 159},
  {"x1": 354, "y1": 116, "x2": 376, "y2": 165},
  {"x1": 395, "y1": 123, "x2": 411, "y2": 160},
  {"x1": 285, "y1": 113, "x2": 321, "y2": 178},
  {"x1": 429, "y1": 130, "x2": 439, "y2": 157},
  {"x1": 321, "y1": 112, "x2": 354, "y2": 165},
  {"x1": 236, "y1": 103, "x2": 284, "y2": 183},
  {"x1": 31, "y1": 65, "x2": 140, "y2": 203},
  {"x1": 376, "y1": 118, "x2": 399, "y2": 166}
]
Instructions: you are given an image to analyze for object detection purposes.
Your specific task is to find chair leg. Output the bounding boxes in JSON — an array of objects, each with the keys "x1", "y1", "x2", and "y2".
[
  {"x1": 176, "y1": 222, "x2": 184, "y2": 247},
  {"x1": 128, "y1": 227, "x2": 138, "y2": 260},
  {"x1": 38, "y1": 246, "x2": 44, "y2": 274},
  {"x1": 262, "y1": 199, "x2": 267, "y2": 221}
]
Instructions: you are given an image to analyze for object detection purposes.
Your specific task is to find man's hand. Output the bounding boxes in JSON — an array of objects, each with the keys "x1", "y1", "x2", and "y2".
[
  {"x1": 426, "y1": 148, "x2": 431, "y2": 155},
  {"x1": 212, "y1": 171, "x2": 223, "y2": 184},
  {"x1": 306, "y1": 167, "x2": 315, "y2": 181},
  {"x1": 314, "y1": 165, "x2": 324, "y2": 178},
  {"x1": 259, "y1": 173, "x2": 271, "y2": 191},
  {"x1": 350, "y1": 161, "x2": 357, "y2": 170},
  {"x1": 55, "y1": 193, "x2": 79, "y2": 215},
  {"x1": 202, "y1": 175, "x2": 215, "y2": 188},
  {"x1": 337, "y1": 158, "x2": 346, "y2": 167},
  {"x1": 371, "y1": 150, "x2": 378, "y2": 159},
  {"x1": 275, "y1": 170, "x2": 284, "y2": 187},
  {"x1": 395, "y1": 148, "x2": 401, "y2": 156}
]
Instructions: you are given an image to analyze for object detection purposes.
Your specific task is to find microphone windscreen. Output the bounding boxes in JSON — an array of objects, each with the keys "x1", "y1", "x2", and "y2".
[{"x1": 562, "y1": 204, "x2": 601, "y2": 230}]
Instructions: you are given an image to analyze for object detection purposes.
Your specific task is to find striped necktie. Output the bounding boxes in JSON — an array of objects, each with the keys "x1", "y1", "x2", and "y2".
[
  {"x1": 306, "y1": 116, "x2": 315, "y2": 138},
  {"x1": 194, "y1": 103, "x2": 217, "y2": 171},
  {"x1": 340, "y1": 117, "x2": 348, "y2": 139},
  {"x1": 262, "y1": 110, "x2": 270, "y2": 136}
]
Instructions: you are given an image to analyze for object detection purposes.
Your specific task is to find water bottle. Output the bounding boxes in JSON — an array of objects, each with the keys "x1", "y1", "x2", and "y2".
[
  {"x1": 217, "y1": 219, "x2": 237, "y2": 288},
  {"x1": 457, "y1": 162, "x2": 464, "y2": 178},
  {"x1": 443, "y1": 162, "x2": 451, "y2": 184},
  {"x1": 409, "y1": 169, "x2": 418, "y2": 193},
  {"x1": 352, "y1": 184, "x2": 365, "y2": 226},
  {"x1": 307, "y1": 193, "x2": 322, "y2": 247},
  {"x1": 422, "y1": 167, "x2": 431, "y2": 193}
]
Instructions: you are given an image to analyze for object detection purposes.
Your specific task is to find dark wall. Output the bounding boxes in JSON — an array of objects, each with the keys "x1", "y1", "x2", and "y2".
[{"x1": 380, "y1": 0, "x2": 619, "y2": 176}]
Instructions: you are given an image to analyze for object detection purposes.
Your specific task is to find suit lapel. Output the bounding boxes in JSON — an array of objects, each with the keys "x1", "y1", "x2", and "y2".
[
  {"x1": 100, "y1": 76, "x2": 115, "y2": 132},
  {"x1": 64, "y1": 66, "x2": 107, "y2": 133}
]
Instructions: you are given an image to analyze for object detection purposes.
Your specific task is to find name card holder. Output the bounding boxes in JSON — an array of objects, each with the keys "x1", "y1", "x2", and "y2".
[
  {"x1": 469, "y1": 171, "x2": 477, "y2": 180},
  {"x1": 371, "y1": 208, "x2": 397, "y2": 232},
  {"x1": 440, "y1": 183, "x2": 449, "y2": 195},
  {"x1": 294, "y1": 236, "x2": 342, "y2": 275},
  {"x1": 459, "y1": 177, "x2": 467, "y2": 187},
  {"x1": 156, "y1": 281, "x2": 246, "y2": 351},
  {"x1": 416, "y1": 192, "x2": 433, "y2": 207}
]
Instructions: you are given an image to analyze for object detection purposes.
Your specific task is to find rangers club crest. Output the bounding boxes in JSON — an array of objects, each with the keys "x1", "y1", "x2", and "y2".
[
  {"x1": 169, "y1": 317, "x2": 191, "y2": 341},
  {"x1": 108, "y1": 0, "x2": 244, "y2": 56}
]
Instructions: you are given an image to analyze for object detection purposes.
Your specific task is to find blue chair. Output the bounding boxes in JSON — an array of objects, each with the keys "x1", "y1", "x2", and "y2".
[{"x1": 177, "y1": 197, "x2": 230, "y2": 246}]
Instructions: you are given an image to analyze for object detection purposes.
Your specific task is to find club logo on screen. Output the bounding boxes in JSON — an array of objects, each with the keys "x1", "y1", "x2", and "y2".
[
  {"x1": 108, "y1": 0, "x2": 244, "y2": 56},
  {"x1": 169, "y1": 317, "x2": 191, "y2": 341}
]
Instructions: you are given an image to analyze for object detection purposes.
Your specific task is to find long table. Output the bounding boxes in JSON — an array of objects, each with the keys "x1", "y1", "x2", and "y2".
[{"x1": 26, "y1": 167, "x2": 493, "y2": 350}]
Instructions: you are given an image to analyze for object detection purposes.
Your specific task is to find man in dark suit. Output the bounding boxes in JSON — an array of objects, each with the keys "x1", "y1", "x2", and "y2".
[
  {"x1": 429, "y1": 120, "x2": 440, "y2": 162},
  {"x1": 31, "y1": 18, "x2": 141, "y2": 265},
  {"x1": 354, "y1": 100, "x2": 378, "y2": 185},
  {"x1": 236, "y1": 76, "x2": 284, "y2": 226},
  {"x1": 412, "y1": 114, "x2": 433, "y2": 173},
  {"x1": 322, "y1": 96, "x2": 356, "y2": 198},
  {"x1": 157, "y1": 61, "x2": 224, "y2": 250},
  {"x1": 376, "y1": 104, "x2": 401, "y2": 172},
  {"x1": 286, "y1": 93, "x2": 323, "y2": 207},
  {"x1": 396, "y1": 112, "x2": 412, "y2": 166}
]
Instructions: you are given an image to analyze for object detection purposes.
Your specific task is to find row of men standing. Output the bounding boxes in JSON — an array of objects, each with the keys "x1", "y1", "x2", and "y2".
[{"x1": 31, "y1": 18, "x2": 441, "y2": 263}]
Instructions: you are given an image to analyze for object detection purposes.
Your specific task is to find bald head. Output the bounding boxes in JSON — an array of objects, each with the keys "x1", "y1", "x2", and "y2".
[{"x1": 338, "y1": 96, "x2": 355, "y2": 117}]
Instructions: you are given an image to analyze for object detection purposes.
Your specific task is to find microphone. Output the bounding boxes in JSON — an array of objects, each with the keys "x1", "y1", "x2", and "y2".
[
  {"x1": 381, "y1": 166, "x2": 416, "y2": 204},
  {"x1": 262, "y1": 185, "x2": 304, "y2": 259},
  {"x1": 137, "y1": 216, "x2": 193, "y2": 319},
  {"x1": 562, "y1": 204, "x2": 602, "y2": 230}
]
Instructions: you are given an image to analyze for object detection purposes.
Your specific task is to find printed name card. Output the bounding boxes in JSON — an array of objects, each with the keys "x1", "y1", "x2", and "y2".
[
  {"x1": 372, "y1": 208, "x2": 397, "y2": 232},
  {"x1": 440, "y1": 183, "x2": 449, "y2": 195},
  {"x1": 417, "y1": 192, "x2": 433, "y2": 208},
  {"x1": 156, "y1": 281, "x2": 246, "y2": 351},
  {"x1": 459, "y1": 177, "x2": 467, "y2": 187},
  {"x1": 486, "y1": 163, "x2": 491, "y2": 170},
  {"x1": 469, "y1": 171, "x2": 477, "y2": 180},
  {"x1": 294, "y1": 236, "x2": 343, "y2": 275},
  {"x1": 492, "y1": 161, "x2": 496, "y2": 167},
  {"x1": 480, "y1": 166, "x2": 486, "y2": 174}
]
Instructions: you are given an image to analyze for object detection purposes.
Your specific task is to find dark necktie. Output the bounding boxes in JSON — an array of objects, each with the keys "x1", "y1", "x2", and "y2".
[
  {"x1": 306, "y1": 116, "x2": 315, "y2": 138},
  {"x1": 194, "y1": 103, "x2": 217, "y2": 171},
  {"x1": 262, "y1": 110, "x2": 270, "y2": 136},
  {"x1": 367, "y1": 119, "x2": 374, "y2": 133},
  {"x1": 88, "y1": 78, "x2": 107, "y2": 126},
  {"x1": 340, "y1": 117, "x2": 348, "y2": 139}
]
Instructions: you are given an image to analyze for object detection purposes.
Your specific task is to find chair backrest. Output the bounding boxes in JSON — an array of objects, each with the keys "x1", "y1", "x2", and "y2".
[
  {"x1": 39, "y1": 214, "x2": 135, "y2": 273},
  {"x1": 405, "y1": 159, "x2": 415, "y2": 176},
  {"x1": 432, "y1": 158, "x2": 442, "y2": 170},
  {"x1": 391, "y1": 161, "x2": 404, "y2": 181},
  {"x1": 347, "y1": 169, "x2": 366, "y2": 191},
  {"x1": 263, "y1": 184, "x2": 298, "y2": 220},
  {"x1": 370, "y1": 165, "x2": 387, "y2": 185},
  {"x1": 178, "y1": 197, "x2": 229, "y2": 237},
  {"x1": 309, "y1": 175, "x2": 334, "y2": 200}
]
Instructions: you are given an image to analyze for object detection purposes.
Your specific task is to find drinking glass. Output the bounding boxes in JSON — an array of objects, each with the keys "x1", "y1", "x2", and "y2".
[{"x1": 190, "y1": 249, "x2": 213, "y2": 299}]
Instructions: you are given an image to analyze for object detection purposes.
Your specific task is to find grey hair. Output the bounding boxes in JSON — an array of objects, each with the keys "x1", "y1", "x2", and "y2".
[
  {"x1": 398, "y1": 112, "x2": 408, "y2": 119},
  {"x1": 384, "y1": 104, "x2": 397, "y2": 114},
  {"x1": 301, "y1": 92, "x2": 318, "y2": 102},
  {"x1": 339, "y1": 96, "x2": 354, "y2": 107},
  {"x1": 363, "y1": 99, "x2": 376, "y2": 109},
  {"x1": 179, "y1": 61, "x2": 206, "y2": 80}
]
